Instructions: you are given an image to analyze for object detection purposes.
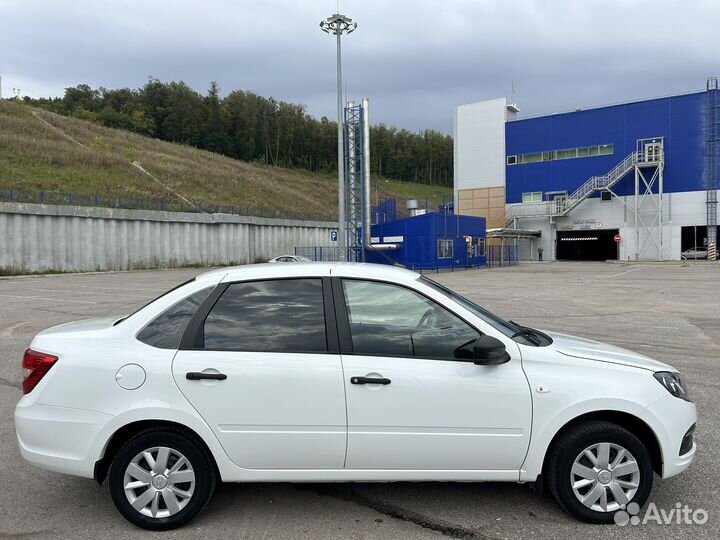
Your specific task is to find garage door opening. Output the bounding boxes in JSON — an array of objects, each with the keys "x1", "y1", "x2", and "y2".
[{"x1": 556, "y1": 229, "x2": 619, "y2": 261}]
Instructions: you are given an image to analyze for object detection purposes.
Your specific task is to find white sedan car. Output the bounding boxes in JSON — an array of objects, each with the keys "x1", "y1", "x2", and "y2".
[
  {"x1": 15, "y1": 263, "x2": 696, "y2": 530},
  {"x1": 267, "y1": 255, "x2": 312, "y2": 263}
]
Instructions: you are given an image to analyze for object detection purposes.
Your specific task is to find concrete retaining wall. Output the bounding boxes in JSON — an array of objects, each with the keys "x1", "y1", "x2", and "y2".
[{"x1": 0, "y1": 202, "x2": 337, "y2": 273}]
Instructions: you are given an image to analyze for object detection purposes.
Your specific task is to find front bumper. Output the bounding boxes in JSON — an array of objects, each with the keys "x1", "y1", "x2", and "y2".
[
  {"x1": 15, "y1": 398, "x2": 117, "y2": 478},
  {"x1": 645, "y1": 394, "x2": 697, "y2": 478}
]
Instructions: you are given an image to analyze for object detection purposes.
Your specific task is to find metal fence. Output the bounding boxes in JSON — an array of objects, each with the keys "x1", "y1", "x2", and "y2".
[
  {"x1": 295, "y1": 246, "x2": 494, "y2": 272},
  {"x1": 295, "y1": 246, "x2": 344, "y2": 262},
  {"x1": 486, "y1": 244, "x2": 519, "y2": 268},
  {"x1": 0, "y1": 188, "x2": 337, "y2": 222}
]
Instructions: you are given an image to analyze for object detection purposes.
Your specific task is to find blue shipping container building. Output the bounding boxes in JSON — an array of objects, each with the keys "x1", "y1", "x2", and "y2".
[{"x1": 364, "y1": 213, "x2": 487, "y2": 270}]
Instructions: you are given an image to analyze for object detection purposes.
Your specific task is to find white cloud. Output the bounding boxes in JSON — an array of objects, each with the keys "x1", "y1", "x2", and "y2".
[{"x1": 1, "y1": 0, "x2": 718, "y2": 132}]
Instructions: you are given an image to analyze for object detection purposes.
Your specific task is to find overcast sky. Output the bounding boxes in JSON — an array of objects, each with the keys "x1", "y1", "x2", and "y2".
[{"x1": 1, "y1": 0, "x2": 719, "y2": 133}]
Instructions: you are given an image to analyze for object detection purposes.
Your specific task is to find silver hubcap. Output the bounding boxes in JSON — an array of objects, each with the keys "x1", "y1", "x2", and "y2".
[
  {"x1": 123, "y1": 446, "x2": 195, "y2": 518},
  {"x1": 571, "y1": 442, "x2": 641, "y2": 513}
]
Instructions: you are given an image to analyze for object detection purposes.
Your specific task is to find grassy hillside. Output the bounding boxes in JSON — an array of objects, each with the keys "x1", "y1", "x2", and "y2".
[{"x1": 0, "y1": 100, "x2": 452, "y2": 218}]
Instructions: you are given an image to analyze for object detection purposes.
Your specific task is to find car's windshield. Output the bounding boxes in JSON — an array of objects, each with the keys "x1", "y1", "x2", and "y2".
[
  {"x1": 419, "y1": 275, "x2": 552, "y2": 347},
  {"x1": 418, "y1": 275, "x2": 517, "y2": 337}
]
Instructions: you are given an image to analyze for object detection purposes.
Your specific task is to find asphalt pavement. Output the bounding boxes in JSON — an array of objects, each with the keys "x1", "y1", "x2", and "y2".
[{"x1": 1, "y1": 261, "x2": 718, "y2": 539}]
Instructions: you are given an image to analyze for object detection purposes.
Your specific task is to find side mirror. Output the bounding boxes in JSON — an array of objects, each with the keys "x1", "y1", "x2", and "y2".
[{"x1": 473, "y1": 335, "x2": 511, "y2": 365}]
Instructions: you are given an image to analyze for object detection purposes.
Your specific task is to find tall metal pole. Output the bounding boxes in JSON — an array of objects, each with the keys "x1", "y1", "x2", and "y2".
[
  {"x1": 336, "y1": 29, "x2": 345, "y2": 260},
  {"x1": 634, "y1": 166, "x2": 640, "y2": 260},
  {"x1": 320, "y1": 13, "x2": 356, "y2": 262}
]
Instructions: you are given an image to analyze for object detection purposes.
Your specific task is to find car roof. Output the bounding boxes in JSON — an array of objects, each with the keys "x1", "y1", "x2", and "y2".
[{"x1": 196, "y1": 262, "x2": 421, "y2": 284}]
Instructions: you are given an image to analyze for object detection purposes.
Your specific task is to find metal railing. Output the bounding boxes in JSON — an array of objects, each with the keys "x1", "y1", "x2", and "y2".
[
  {"x1": 0, "y1": 188, "x2": 337, "y2": 222},
  {"x1": 294, "y1": 246, "x2": 345, "y2": 262},
  {"x1": 486, "y1": 244, "x2": 519, "y2": 268}
]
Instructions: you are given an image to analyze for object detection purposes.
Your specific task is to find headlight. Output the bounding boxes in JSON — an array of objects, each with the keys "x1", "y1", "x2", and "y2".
[{"x1": 654, "y1": 371, "x2": 691, "y2": 402}]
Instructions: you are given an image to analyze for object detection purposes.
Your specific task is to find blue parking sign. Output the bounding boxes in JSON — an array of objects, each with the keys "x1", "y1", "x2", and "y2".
[{"x1": 330, "y1": 229, "x2": 338, "y2": 242}]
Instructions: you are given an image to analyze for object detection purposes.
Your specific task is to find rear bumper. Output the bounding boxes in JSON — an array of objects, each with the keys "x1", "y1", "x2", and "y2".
[
  {"x1": 644, "y1": 394, "x2": 697, "y2": 479},
  {"x1": 15, "y1": 399, "x2": 117, "y2": 478}
]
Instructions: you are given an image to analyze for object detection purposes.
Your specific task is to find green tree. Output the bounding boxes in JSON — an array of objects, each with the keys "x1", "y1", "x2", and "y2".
[{"x1": 26, "y1": 79, "x2": 455, "y2": 187}]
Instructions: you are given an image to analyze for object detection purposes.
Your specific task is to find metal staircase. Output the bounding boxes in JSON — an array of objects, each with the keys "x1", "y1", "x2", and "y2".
[{"x1": 505, "y1": 142, "x2": 663, "y2": 227}]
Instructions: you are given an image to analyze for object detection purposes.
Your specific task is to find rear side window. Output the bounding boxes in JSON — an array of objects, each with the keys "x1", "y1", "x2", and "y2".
[
  {"x1": 137, "y1": 287, "x2": 213, "y2": 349},
  {"x1": 203, "y1": 279, "x2": 327, "y2": 352}
]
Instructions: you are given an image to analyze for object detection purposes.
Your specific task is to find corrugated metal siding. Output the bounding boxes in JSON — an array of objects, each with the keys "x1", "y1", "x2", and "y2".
[
  {"x1": 366, "y1": 213, "x2": 486, "y2": 269},
  {"x1": 505, "y1": 91, "x2": 706, "y2": 203}
]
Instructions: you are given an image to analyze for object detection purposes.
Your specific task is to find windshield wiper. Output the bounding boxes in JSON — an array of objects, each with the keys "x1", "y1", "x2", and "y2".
[{"x1": 509, "y1": 321, "x2": 541, "y2": 345}]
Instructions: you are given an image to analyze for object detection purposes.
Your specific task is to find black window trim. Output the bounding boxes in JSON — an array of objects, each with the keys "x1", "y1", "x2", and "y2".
[
  {"x1": 331, "y1": 276, "x2": 485, "y2": 363},
  {"x1": 179, "y1": 276, "x2": 339, "y2": 354}
]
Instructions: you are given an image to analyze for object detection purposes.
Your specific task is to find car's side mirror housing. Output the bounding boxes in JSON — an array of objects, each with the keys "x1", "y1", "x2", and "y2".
[{"x1": 473, "y1": 335, "x2": 511, "y2": 365}]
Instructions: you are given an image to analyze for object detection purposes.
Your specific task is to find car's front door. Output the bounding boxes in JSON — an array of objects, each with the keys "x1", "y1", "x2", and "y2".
[
  {"x1": 335, "y1": 278, "x2": 532, "y2": 471},
  {"x1": 172, "y1": 277, "x2": 347, "y2": 469}
]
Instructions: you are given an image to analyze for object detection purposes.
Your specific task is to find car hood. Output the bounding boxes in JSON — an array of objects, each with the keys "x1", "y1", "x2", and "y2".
[
  {"x1": 36, "y1": 315, "x2": 125, "y2": 336},
  {"x1": 544, "y1": 331, "x2": 673, "y2": 372}
]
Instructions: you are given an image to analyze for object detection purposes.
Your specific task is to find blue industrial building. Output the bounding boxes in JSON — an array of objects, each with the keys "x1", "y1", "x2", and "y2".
[
  {"x1": 505, "y1": 92, "x2": 705, "y2": 202},
  {"x1": 364, "y1": 212, "x2": 487, "y2": 270},
  {"x1": 454, "y1": 81, "x2": 719, "y2": 261}
]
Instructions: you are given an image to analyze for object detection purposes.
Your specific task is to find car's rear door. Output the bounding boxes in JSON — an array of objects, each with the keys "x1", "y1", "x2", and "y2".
[{"x1": 172, "y1": 275, "x2": 347, "y2": 469}]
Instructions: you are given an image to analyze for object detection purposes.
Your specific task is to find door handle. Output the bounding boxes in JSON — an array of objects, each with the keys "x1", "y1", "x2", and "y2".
[
  {"x1": 186, "y1": 372, "x2": 227, "y2": 381},
  {"x1": 351, "y1": 376, "x2": 391, "y2": 385}
]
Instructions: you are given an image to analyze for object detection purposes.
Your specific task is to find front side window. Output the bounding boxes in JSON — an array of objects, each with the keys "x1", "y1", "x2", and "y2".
[
  {"x1": 137, "y1": 287, "x2": 213, "y2": 349},
  {"x1": 437, "y1": 239, "x2": 453, "y2": 259},
  {"x1": 203, "y1": 279, "x2": 327, "y2": 352},
  {"x1": 342, "y1": 280, "x2": 480, "y2": 360}
]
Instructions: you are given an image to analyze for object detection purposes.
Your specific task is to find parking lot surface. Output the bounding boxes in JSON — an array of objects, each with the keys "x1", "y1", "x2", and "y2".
[{"x1": 1, "y1": 261, "x2": 718, "y2": 539}]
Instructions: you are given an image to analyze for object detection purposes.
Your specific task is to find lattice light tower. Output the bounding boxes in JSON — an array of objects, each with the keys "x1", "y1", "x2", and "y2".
[
  {"x1": 320, "y1": 13, "x2": 357, "y2": 261},
  {"x1": 344, "y1": 99, "x2": 370, "y2": 261}
]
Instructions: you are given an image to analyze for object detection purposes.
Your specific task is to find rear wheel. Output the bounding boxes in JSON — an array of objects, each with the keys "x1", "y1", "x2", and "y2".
[
  {"x1": 547, "y1": 421, "x2": 653, "y2": 523},
  {"x1": 109, "y1": 430, "x2": 216, "y2": 530}
]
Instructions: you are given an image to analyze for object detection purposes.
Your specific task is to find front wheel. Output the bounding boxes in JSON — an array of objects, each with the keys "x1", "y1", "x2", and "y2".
[
  {"x1": 108, "y1": 430, "x2": 216, "y2": 530},
  {"x1": 547, "y1": 421, "x2": 653, "y2": 523}
]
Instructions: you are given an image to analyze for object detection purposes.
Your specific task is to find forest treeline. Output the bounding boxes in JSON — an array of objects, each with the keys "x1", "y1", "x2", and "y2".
[{"x1": 25, "y1": 80, "x2": 453, "y2": 186}]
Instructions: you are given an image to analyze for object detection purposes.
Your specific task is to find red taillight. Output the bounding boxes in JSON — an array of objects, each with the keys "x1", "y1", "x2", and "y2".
[{"x1": 22, "y1": 349, "x2": 58, "y2": 395}]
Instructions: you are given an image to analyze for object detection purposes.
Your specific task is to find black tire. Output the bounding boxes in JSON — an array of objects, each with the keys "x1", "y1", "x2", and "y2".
[
  {"x1": 546, "y1": 421, "x2": 653, "y2": 524},
  {"x1": 108, "y1": 429, "x2": 216, "y2": 530}
]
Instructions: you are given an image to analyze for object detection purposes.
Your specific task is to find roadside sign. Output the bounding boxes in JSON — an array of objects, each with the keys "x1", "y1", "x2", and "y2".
[
  {"x1": 614, "y1": 234, "x2": 622, "y2": 243},
  {"x1": 330, "y1": 229, "x2": 338, "y2": 242}
]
